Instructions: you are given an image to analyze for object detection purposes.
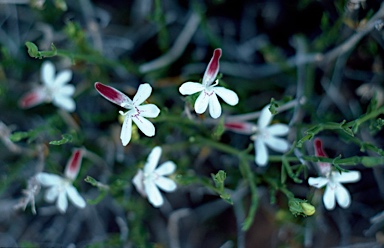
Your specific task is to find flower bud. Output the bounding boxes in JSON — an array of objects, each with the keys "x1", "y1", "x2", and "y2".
[{"x1": 300, "y1": 202, "x2": 315, "y2": 216}]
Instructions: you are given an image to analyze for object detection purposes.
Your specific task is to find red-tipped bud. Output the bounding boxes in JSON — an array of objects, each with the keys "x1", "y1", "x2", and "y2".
[
  {"x1": 313, "y1": 138, "x2": 331, "y2": 175},
  {"x1": 65, "y1": 148, "x2": 83, "y2": 181},
  {"x1": 19, "y1": 90, "x2": 46, "y2": 109},
  {"x1": 224, "y1": 121, "x2": 256, "y2": 135},
  {"x1": 94, "y1": 82, "x2": 132, "y2": 108},
  {"x1": 202, "y1": 48, "x2": 222, "y2": 86}
]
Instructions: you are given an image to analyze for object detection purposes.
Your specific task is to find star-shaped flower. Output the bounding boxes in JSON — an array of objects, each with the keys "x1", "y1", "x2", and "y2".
[
  {"x1": 95, "y1": 82, "x2": 160, "y2": 146},
  {"x1": 19, "y1": 61, "x2": 76, "y2": 112},
  {"x1": 224, "y1": 105, "x2": 290, "y2": 166},
  {"x1": 251, "y1": 105, "x2": 290, "y2": 166},
  {"x1": 36, "y1": 148, "x2": 86, "y2": 213},
  {"x1": 132, "y1": 146, "x2": 177, "y2": 207},
  {"x1": 179, "y1": 48, "x2": 239, "y2": 119},
  {"x1": 308, "y1": 138, "x2": 361, "y2": 210}
]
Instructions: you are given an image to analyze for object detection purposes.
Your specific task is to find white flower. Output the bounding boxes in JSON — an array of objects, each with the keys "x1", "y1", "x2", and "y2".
[
  {"x1": 308, "y1": 171, "x2": 361, "y2": 210},
  {"x1": 179, "y1": 48, "x2": 239, "y2": 119},
  {"x1": 36, "y1": 148, "x2": 86, "y2": 213},
  {"x1": 95, "y1": 82, "x2": 160, "y2": 146},
  {"x1": 251, "y1": 105, "x2": 290, "y2": 166},
  {"x1": 19, "y1": 61, "x2": 75, "y2": 112},
  {"x1": 132, "y1": 146, "x2": 177, "y2": 207}
]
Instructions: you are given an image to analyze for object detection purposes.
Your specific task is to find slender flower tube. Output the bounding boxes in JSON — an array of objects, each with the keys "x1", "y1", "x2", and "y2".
[
  {"x1": 179, "y1": 48, "x2": 239, "y2": 119},
  {"x1": 36, "y1": 148, "x2": 86, "y2": 213},
  {"x1": 308, "y1": 138, "x2": 361, "y2": 210},
  {"x1": 19, "y1": 61, "x2": 76, "y2": 112},
  {"x1": 133, "y1": 146, "x2": 177, "y2": 207},
  {"x1": 95, "y1": 82, "x2": 160, "y2": 146}
]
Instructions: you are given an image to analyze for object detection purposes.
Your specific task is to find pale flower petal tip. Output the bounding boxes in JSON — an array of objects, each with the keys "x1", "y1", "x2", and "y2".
[{"x1": 133, "y1": 146, "x2": 177, "y2": 208}]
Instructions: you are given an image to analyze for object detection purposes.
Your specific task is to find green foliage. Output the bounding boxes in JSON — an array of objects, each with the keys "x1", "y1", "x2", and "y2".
[
  {"x1": 25, "y1": 42, "x2": 57, "y2": 59},
  {"x1": 211, "y1": 170, "x2": 232, "y2": 204},
  {"x1": 9, "y1": 127, "x2": 45, "y2": 143},
  {"x1": 49, "y1": 134, "x2": 73, "y2": 145}
]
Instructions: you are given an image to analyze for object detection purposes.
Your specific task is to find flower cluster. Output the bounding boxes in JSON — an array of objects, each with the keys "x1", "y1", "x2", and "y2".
[{"x1": 15, "y1": 48, "x2": 364, "y2": 217}]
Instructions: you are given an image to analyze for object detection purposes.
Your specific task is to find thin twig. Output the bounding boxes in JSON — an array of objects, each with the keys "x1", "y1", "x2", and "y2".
[{"x1": 139, "y1": 13, "x2": 201, "y2": 73}]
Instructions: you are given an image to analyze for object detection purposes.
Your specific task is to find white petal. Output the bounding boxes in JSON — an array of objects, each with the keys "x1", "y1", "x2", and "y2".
[
  {"x1": 264, "y1": 136, "x2": 289, "y2": 153},
  {"x1": 132, "y1": 170, "x2": 146, "y2": 196},
  {"x1": 52, "y1": 94, "x2": 76, "y2": 112},
  {"x1": 57, "y1": 191, "x2": 68, "y2": 213},
  {"x1": 120, "y1": 115, "x2": 132, "y2": 146},
  {"x1": 179, "y1": 82, "x2": 204, "y2": 95},
  {"x1": 67, "y1": 185, "x2": 86, "y2": 208},
  {"x1": 132, "y1": 115, "x2": 155, "y2": 137},
  {"x1": 133, "y1": 83, "x2": 152, "y2": 106},
  {"x1": 137, "y1": 104, "x2": 160, "y2": 118},
  {"x1": 36, "y1": 173, "x2": 62, "y2": 186},
  {"x1": 56, "y1": 84, "x2": 75, "y2": 96},
  {"x1": 335, "y1": 183, "x2": 351, "y2": 208},
  {"x1": 54, "y1": 70, "x2": 72, "y2": 87},
  {"x1": 42, "y1": 61, "x2": 55, "y2": 87},
  {"x1": 144, "y1": 180, "x2": 163, "y2": 207},
  {"x1": 194, "y1": 91, "x2": 209, "y2": 114},
  {"x1": 208, "y1": 93, "x2": 222, "y2": 119},
  {"x1": 214, "y1": 87, "x2": 239, "y2": 106},
  {"x1": 155, "y1": 177, "x2": 177, "y2": 192},
  {"x1": 333, "y1": 171, "x2": 361, "y2": 184},
  {"x1": 45, "y1": 186, "x2": 59, "y2": 202},
  {"x1": 267, "y1": 124, "x2": 289, "y2": 136},
  {"x1": 308, "y1": 177, "x2": 329, "y2": 188},
  {"x1": 258, "y1": 105, "x2": 273, "y2": 129},
  {"x1": 255, "y1": 139, "x2": 268, "y2": 166},
  {"x1": 144, "y1": 146, "x2": 162, "y2": 174},
  {"x1": 155, "y1": 161, "x2": 176, "y2": 176},
  {"x1": 323, "y1": 185, "x2": 336, "y2": 210}
]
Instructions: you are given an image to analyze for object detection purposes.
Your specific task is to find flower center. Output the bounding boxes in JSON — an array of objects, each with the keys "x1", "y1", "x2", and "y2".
[
  {"x1": 119, "y1": 106, "x2": 142, "y2": 121},
  {"x1": 144, "y1": 171, "x2": 159, "y2": 182}
]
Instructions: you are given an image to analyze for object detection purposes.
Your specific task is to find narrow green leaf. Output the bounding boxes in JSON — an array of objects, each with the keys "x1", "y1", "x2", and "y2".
[
  {"x1": 361, "y1": 156, "x2": 384, "y2": 167},
  {"x1": 49, "y1": 134, "x2": 72, "y2": 145},
  {"x1": 9, "y1": 131, "x2": 30, "y2": 142},
  {"x1": 240, "y1": 157, "x2": 258, "y2": 231}
]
